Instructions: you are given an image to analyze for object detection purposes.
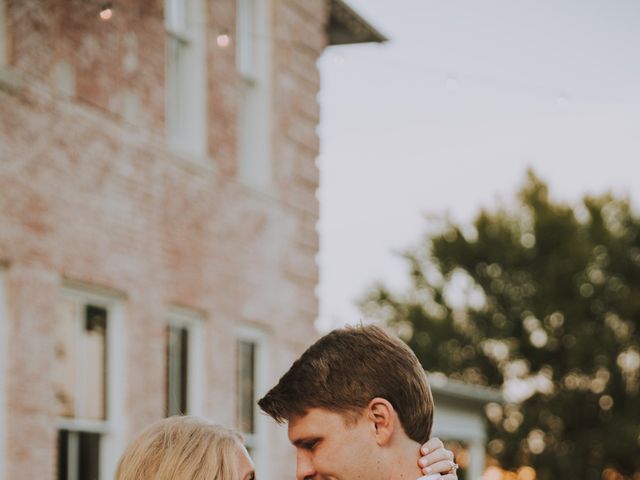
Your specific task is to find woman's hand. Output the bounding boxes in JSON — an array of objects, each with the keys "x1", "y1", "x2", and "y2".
[{"x1": 417, "y1": 437, "x2": 459, "y2": 479}]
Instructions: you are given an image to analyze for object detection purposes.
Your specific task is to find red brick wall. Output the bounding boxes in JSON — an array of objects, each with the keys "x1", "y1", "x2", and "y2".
[{"x1": 0, "y1": 0, "x2": 326, "y2": 478}]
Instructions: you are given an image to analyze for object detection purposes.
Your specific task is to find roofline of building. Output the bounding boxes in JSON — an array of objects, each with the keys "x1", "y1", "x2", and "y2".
[
  {"x1": 327, "y1": 0, "x2": 388, "y2": 46},
  {"x1": 428, "y1": 373, "x2": 504, "y2": 405}
]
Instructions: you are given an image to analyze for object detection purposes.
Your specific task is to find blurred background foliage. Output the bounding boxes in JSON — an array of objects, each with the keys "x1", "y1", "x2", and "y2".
[{"x1": 361, "y1": 171, "x2": 640, "y2": 480}]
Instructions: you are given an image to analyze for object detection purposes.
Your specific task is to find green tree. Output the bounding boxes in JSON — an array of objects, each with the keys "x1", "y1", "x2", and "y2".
[{"x1": 361, "y1": 172, "x2": 640, "y2": 480}]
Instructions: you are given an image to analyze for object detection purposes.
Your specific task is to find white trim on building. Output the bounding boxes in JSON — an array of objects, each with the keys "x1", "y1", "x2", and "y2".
[
  {"x1": 0, "y1": 0, "x2": 7, "y2": 67},
  {"x1": 236, "y1": 0, "x2": 273, "y2": 190},
  {"x1": 430, "y1": 374, "x2": 503, "y2": 480}
]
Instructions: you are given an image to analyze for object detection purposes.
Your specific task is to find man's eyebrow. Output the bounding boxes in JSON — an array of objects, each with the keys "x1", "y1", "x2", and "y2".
[{"x1": 292, "y1": 436, "x2": 321, "y2": 448}]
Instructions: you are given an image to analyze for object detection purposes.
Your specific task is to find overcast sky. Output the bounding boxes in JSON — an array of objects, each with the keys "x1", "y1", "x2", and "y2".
[{"x1": 315, "y1": 0, "x2": 640, "y2": 332}]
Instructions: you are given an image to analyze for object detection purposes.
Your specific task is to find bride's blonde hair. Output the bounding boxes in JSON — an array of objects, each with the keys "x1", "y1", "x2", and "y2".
[{"x1": 115, "y1": 416, "x2": 244, "y2": 480}]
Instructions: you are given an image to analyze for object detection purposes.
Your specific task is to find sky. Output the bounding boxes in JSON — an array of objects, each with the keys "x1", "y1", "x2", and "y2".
[{"x1": 315, "y1": 0, "x2": 640, "y2": 332}]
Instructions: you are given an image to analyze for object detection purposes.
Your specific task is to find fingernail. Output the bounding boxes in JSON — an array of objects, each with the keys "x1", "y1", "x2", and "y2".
[
  {"x1": 422, "y1": 446, "x2": 429, "y2": 454},
  {"x1": 419, "y1": 459, "x2": 426, "y2": 467}
]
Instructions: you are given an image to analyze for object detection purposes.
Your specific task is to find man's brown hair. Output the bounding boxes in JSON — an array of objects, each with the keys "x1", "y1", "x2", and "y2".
[{"x1": 258, "y1": 324, "x2": 434, "y2": 444}]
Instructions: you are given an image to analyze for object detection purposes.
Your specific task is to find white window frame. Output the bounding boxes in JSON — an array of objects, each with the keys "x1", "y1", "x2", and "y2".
[
  {"x1": 235, "y1": 326, "x2": 269, "y2": 476},
  {"x1": 237, "y1": 0, "x2": 258, "y2": 81},
  {"x1": 0, "y1": 0, "x2": 7, "y2": 67},
  {"x1": 236, "y1": 0, "x2": 273, "y2": 190},
  {"x1": 165, "y1": 0, "x2": 207, "y2": 161},
  {"x1": 166, "y1": 307, "x2": 204, "y2": 416},
  {"x1": 0, "y1": 267, "x2": 8, "y2": 479},
  {"x1": 56, "y1": 284, "x2": 125, "y2": 480}
]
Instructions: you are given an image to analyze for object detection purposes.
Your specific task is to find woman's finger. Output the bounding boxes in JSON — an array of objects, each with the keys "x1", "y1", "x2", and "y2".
[
  {"x1": 420, "y1": 437, "x2": 445, "y2": 455},
  {"x1": 422, "y1": 460, "x2": 458, "y2": 476},
  {"x1": 419, "y1": 448, "x2": 454, "y2": 468}
]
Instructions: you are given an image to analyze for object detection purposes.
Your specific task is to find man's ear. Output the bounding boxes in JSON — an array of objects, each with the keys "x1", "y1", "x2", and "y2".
[{"x1": 367, "y1": 397, "x2": 396, "y2": 446}]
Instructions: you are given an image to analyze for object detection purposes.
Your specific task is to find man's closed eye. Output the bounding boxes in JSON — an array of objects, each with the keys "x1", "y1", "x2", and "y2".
[{"x1": 300, "y1": 439, "x2": 320, "y2": 451}]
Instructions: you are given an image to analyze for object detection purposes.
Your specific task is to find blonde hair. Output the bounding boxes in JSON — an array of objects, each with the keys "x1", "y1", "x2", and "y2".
[{"x1": 115, "y1": 416, "x2": 244, "y2": 480}]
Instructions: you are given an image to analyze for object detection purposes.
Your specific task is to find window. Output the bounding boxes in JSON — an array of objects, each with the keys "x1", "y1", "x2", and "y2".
[
  {"x1": 236, "y1": 0, "x2": 272, "y2": 189},
  {"x1": 53, "y1": 287, "x2": 123, "y2": 480},
  {"x1": 57, "y1": 430, "x2": 101, "y2": 480},
  {"x1": 165, "y1": 0, "x2": 206, "y2": 158},
  {"x1": 237, "y1": 340, "x2": 256, "y2": 436},
  {"x1": 0, "y1": 0, "x2": 6, "y2": 67},
  {"x1": 166, "y1": 308, "x2": 203, "y2": 416},
  {"x1": 167, "y1": 324, "x2": 189, "y2": 416},
  {"x1": 235, "y1": 327, "x2": 268, "y2": 463},
  {"x1": 237, "y1": 0, "x2": 258, "y2": 81}
]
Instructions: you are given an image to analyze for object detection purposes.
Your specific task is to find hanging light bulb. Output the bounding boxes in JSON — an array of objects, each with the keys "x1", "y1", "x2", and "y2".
[
  {"x1": 216, "y1": 31, "x2": 231, "y2": 48},
  {"x1": 99, "y1": 3, "x2": 113, "y2": 21}
]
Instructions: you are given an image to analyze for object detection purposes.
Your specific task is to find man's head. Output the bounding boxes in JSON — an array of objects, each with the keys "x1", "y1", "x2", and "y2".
[{"x1": 258, "y1": 325, "x2": 434, "y2": 480}]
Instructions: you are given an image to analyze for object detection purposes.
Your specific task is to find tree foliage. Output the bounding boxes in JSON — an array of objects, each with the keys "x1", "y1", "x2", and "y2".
[{"x1": 361, "y1": 172, "x2": 640, "y2": 479}]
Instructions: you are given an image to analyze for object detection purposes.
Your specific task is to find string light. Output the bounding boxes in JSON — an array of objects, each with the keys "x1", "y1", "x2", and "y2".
[
  {"x1": 99, "y1": 3, "x2": 113, "y2": 21},
  {"x1": 216, "y1": 32, "x2": 231, "y2": 48},
  {"x1": 78, "y1": 3, "x2": 587, "y2": 106},
  {"x1": 319, "y1": 47, "x2": 590, "y2": 106}
]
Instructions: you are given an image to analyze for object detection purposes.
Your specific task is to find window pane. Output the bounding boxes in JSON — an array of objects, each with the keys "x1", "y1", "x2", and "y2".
[
  {"x1": 237, "y1": 340, "x2": 256, "y2": 434},
  {"x1": 165, "y1": 0, "x2": 206, "y2": 158},
  {"x1": 57, "y1": 430, "x2": 100, "y2": 480},
  {"x1": 78, "y1": 432, "x2": 101, "y2": 480},
  {"x1": 78, "y1": 305, "x2": 107, "y2": 420},
  {"x1": 57, "y1": 430, "x2": 69, "y2": 480},
  {"x1": 54, "y1": 302, "x2": 108, "y2": 420},
  {"x1": 167, "y1": 325, "x2": 189, "y2": 416},
  {"x1": 0, "y1": 0, "x2": 7, "y2": 67},
  {"x1": 53, "y1": 299, "x2": 77, "y2": 418},
  {"x1": 167, "y1": 36, "x2": 188, "y2": 149}
]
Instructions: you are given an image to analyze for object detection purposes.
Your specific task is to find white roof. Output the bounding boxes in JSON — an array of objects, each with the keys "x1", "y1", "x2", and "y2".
[{"x1": 428, "y1": 373, "x2": 503, "y2": 405}]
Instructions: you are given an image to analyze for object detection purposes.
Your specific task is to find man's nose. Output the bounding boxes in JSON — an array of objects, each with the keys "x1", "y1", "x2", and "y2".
[{"x1": 296, "y1": 451, "x2": 315, "y2": 480}]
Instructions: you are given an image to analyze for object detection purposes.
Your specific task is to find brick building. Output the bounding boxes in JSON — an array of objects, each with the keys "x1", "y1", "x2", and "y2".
[{"x1": 0, "y1": 1, "x2": 384, "y2": 479}]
